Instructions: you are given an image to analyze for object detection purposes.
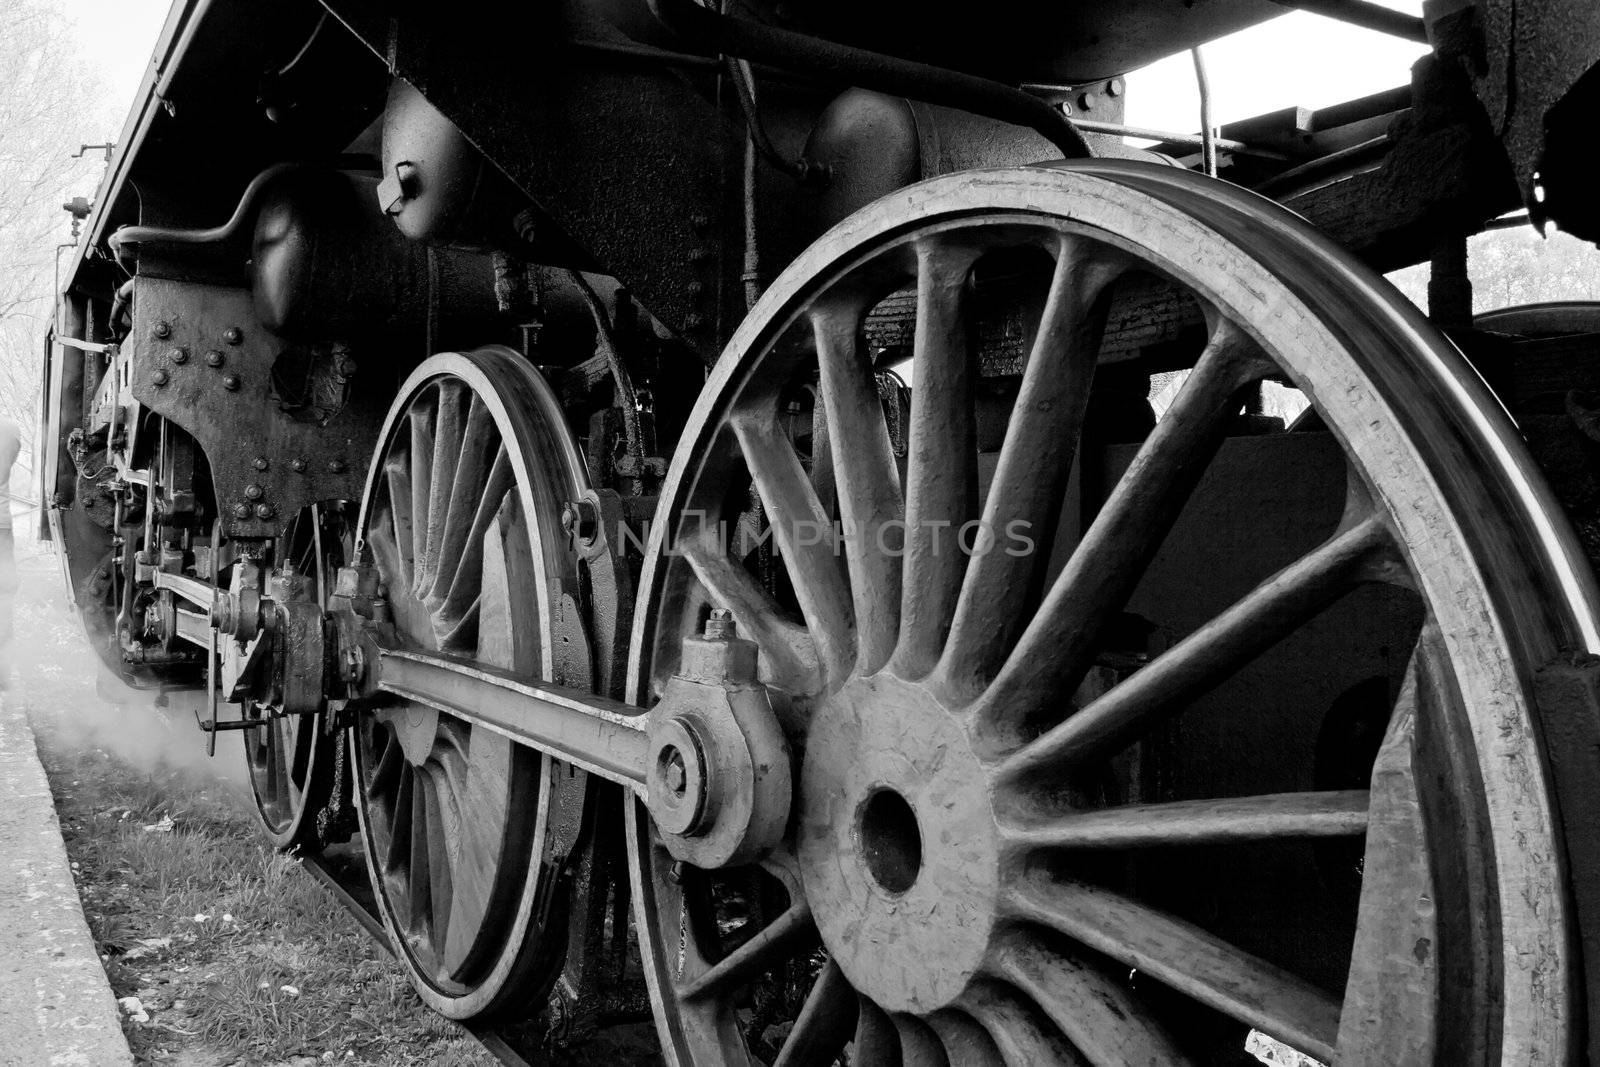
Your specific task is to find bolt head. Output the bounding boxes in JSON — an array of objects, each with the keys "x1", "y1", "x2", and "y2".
[
  {"x1": 153, "y1": 321, "x2": 171, "y2": 339},
  {"x1": 328, "y1": 459, "x2": 347, "y2": 474},
  {"x1": 291, "y1": 457, "x2": 307, "y2": 473},
  {"x1": 664, "y1": 747, "x2": 687, "y2": 795},
  {"x1": 244, "y1": 484, "x2": 264, "y2": 500},
  {"x1": 253, "y1": 456, "x2": 269, "y2": 471},
  {"x1": 255, "y1": 503, "x2": 276, "y2": 521},
  {"x1": 1078, "y1": 91, "x2": 1097, "y2": 110},
  {"x1": 704, "y1": 607, "x2": 736, "y2": 640},
  {"x1": 205, "y1": 350, "x2": 224, "y2": 367},
  {"x1": 223, "y1": 327, "x2": 244, "y2": 345},
  {"x1": 151, "y1": 369, "x2": 169, "y2": 387},
  {"x1": 1108, "y1": 77, "x2": 1124, "y2": 97},
  {"x1": 222, "y1": 374, "x2": 241, "y2": 391},
  {"x1": 232, "y1": 503, "x2": 253, "y2": 520},
  {"x1": 169, "y1": 347, "x2": 188, "y2": 364}
]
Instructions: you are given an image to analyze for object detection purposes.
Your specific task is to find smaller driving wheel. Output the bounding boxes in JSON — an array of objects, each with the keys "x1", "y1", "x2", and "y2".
[
  {"x1": 350, "y1": 347, "x2": 593, "y2": 1020},
  {"x1": 242, "y1": 504, "x2": 349, "y2": 851}
]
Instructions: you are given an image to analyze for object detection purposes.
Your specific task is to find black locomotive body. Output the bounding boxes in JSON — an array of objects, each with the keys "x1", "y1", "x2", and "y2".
[{"x1": 39, "y1": 0, "x2": 1600, "y2": 1062}]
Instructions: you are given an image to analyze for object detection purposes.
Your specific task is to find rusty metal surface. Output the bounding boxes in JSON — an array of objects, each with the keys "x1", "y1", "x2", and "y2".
[
  {"x1": 129, "y1": 277, "x2": 387, "y2": 539},
  {"x1": 1457, "y1": 0, "x2": 1600, "y2": 221}
]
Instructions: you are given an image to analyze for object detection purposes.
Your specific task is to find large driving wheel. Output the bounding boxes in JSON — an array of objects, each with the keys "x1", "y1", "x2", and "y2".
[
  {"x1": 625, "y1": 164, "x2": 1600, "y2": 1064},
  {"x1": 351, "y1": 347, "x2": 591, "y2": 1019}
]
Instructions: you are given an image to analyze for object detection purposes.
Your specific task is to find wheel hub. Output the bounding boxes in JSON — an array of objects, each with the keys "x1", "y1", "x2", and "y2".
[{"x1": 798, "y1": 672, "x2": 1000, "y2": 1014}]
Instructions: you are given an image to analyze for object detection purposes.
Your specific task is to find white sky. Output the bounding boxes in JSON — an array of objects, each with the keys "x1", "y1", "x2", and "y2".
[{"x1": 66, "y1": 0, "x2": 1428, "y2": 145}]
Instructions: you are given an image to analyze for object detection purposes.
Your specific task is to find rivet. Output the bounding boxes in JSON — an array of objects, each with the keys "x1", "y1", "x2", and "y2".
[
  {"x1": 689, "y1": 247, "x2": 711, "y2": 264},
  {"x1": 290, "y1": 458, "x2": 307, "y2": 473},
  {"x1": 244, "y1": 484, "x2": 264, "y2": 500},
  {"x1": 231, "y1": 503, "x2": 253, "y2": 520},
  {"x1": 688, "y1": 280, "x2": 705, "y2": 297},
  {"x1": 690, "y1": 213, "x2": 710, "y2": 230},
  {"x1": 223, "y1": 374, "x2": 241, "y2": 391},
  {"x1": 151, "y1": 369, "x2": 169, "y2": 387},
  {"x1": 253, "y1": 456, "x2": 269, "y2": 471},
  {"x1": 223, "y1": 327, "x2": 244, "y2": 345},
  {"x1": 684, "y1": 313, "x2": 706, "y2": 331},
  {"x1": 153, "y1": 321, "x2": 171, "y2": 339},
  {"x1": 1078, "y1": 91, "x2": 1097, "y2": 111},
  {"x1": 328, "y1": 459, "x2": 347, "y2": 474},
  {"x1": 255, "y1": 503, "x2": 276, "y2": 520},
  {"x1": 205, "y1": 350, "x2": 224, "y2": 368},
  {"x1": 169, "y1": 347, "x2": 188, "y2": 364}
]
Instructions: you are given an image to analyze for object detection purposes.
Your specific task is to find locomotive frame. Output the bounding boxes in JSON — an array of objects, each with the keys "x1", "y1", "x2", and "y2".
[{"x1": 37, "y1": 0, "x2": 1600, "y2": 1062}]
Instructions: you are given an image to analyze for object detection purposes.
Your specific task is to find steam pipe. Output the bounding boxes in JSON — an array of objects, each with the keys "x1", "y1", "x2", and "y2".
[
  {"x1": 1264, "y1": 0, "x2": 1428, "y2": 43},
  {"x1": 646, "y1": 0, "x2": 1091, "y2": 158}
]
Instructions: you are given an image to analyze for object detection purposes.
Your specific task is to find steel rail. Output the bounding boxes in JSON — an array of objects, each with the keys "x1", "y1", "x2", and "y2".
[
  {"x1": 297, "y1": 852, "x2": 540, "y2": 1067},
  {"x1": 368, "y1": 640, "x2": 652, "y2": 791}
]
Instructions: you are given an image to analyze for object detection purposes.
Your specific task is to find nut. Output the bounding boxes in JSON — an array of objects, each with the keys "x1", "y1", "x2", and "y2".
[
  {"x1": 151, "y1": 369, "x2": 169, "y2": 387},
  {"x1": 703, "y1": 607, "x2": 736, "y2": 640},
  {"x1": 153, "y1": 321, "x2": 172, "y2": 339}
]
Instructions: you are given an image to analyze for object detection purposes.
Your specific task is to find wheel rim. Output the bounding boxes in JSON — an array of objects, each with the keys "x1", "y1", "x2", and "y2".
[
  {"x1": 625, "y1": 164, "x2": 1597, "y2": 1064},
  {"x1": 351, "y1": 346, "x2": 590, "y2": 1019},
  {"x1": 243, "y1": 504, "x2": 345, "y2": 849}
]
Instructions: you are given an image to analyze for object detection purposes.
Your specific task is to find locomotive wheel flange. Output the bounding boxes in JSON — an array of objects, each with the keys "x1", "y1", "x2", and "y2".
[
  {"x1": 349, "y1": 346, "x2": 595, "y2": 1021},
  {"x1": 623, "y1": 163, "x2": 1600, "y2": 1065}
]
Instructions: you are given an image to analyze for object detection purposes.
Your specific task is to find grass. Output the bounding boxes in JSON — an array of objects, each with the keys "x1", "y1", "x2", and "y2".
[
  {"x1": 10, "y1": 553, "x2": 495, "y2": 1066},
  {"x1": 30, "y1": 734, "x2": 497, "y2": 1067}
]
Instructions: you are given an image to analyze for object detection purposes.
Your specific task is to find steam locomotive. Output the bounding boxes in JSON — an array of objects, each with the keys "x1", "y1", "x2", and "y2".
[{"x1": 39, "y1": 0, "x2": 1600, "y2": 1061}]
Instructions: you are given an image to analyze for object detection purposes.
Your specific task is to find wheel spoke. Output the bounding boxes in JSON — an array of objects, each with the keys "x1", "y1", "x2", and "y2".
[
  {"x1": 939, "y1": 238, "x2": 1119, "y2": 698},
  {"x1": 441, "y1": 447, "x2": 513, "y2": 621},
  {"x1": 997, "y1": 514, "x2": 1390, "y2": 778},
  {"x1": 925, "y1": 1009, "x2": 1003, "y2": 1067},
  {"x1": 1002, "y1": 790, "x2": 1370, "y2": 852},
  {"x1": 1004, "y1": 875, "x2": 1341, "y2": 1063},
  {"x1": 417, "y1": 768, "x2": 455, "y2": 957},
  {"x1": 988, "y1": 932, "x2": 1191, "y2": 1066},
  {"x1": 894, "y1": 1014, "x2": 951, "y2": 1067},
  {"x1": 367, "y1": 730, "x2": 402, "y2": 799},
  {"x1": 854, "y1": 997, "x2": 904, "y2": 1067},
  {"x1": 732, "y1": 415, "x2": 855, "y2": 684},
  {"x1": 680, "y1": 528, "x2": 821, "y2": 694},
  {"x1": 383, "y1": 764, "x2": 415, "y2": 875},
  {"x1": 1337, "y1": 650, "x2": 1438, "y2": 1061},
  {"x1": 773, "y1": 959, "x2": 858, "y2": 1067},
  {"x1": 894, "y1": 239, "x2": 981, "y2": 678},
  {"x1": 813, "y1": 302, "x2": 903, "y2": 675},
  {"x1": 679, "y1": 900, "x2": 818, "y2": 1002},
  {"x1": 429, "y1": 395, "x2": 496, "y2": 604},
  {"x1": 382, "y1": 458, "x2": 415, "y2": 586},
  {"x1": 960, "y1": 979, "x2": 1085, "y2": 1067},
  {"x1": 418, "y1": 382, "x2": 466, "y2": 598},
  {"x1": 407, "y1": 396, "x2": 436, "y2": 587},
  {"x1": 975, "y1": 320, "x2": 1267, "y2": 739},
  {"x1": 407, "y1": 768, "x2": 435, "y2": 940}
]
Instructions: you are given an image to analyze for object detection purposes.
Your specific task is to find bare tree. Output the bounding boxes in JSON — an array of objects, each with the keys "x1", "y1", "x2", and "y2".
[{"x1": 0, "y1": 0, "x2": 117, "y2": 488}]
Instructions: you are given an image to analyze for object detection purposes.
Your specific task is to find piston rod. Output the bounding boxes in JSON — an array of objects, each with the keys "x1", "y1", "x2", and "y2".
[{"x1": 366, "y1": 639, "x2": 652, "y2": 792}]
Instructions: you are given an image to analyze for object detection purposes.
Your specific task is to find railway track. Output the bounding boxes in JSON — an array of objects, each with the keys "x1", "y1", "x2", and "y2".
[{"x1": 298, "y1": 849, "x2": 547, "y2": 1067}]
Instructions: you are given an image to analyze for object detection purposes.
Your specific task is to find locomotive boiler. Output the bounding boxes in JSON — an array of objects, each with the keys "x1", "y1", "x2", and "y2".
[{"x1": 37, "y1": 0, "x2": 1600, "y2": 1062}]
